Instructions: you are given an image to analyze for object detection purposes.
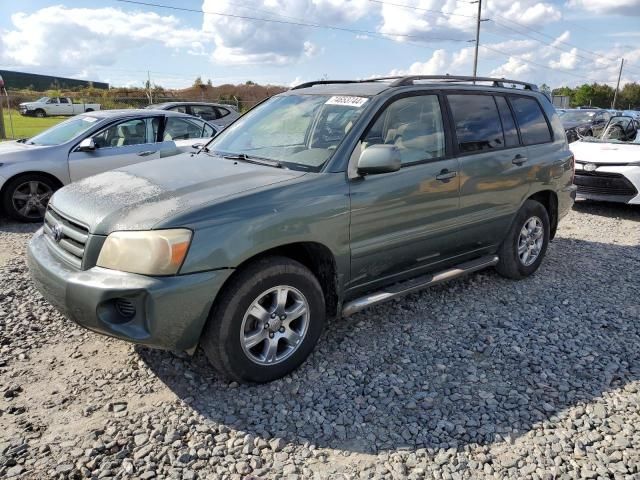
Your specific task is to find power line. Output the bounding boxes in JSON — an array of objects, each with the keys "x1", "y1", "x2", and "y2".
[
  {"x1": 113, "y1": 0, "x2": 473, "y2": 43},
  {"x1": 480, "y1": 44, "x2": 617, "y2": 83},
  {"x1": 490, "y1": 12, "x2": 640, "y2": 73},
  {"x1": 364, "y1": 0, "x2": 639, "y2": 73},
  {"x1": 367, "y1": 0, "x2": 478, "y2": 19}
]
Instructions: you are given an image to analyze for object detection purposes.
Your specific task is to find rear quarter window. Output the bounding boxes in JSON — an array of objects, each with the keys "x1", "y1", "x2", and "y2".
[
  {"x1": 509, "y1": 96, "x2": 552, "y2": 145},
  {"x1": 448, "y1": 94, "x2": 505, "y2": 153}
]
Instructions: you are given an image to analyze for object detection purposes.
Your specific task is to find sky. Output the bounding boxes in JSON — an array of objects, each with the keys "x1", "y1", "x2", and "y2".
[{"x1": 0, "y1": 0, "x2": 639, "y2": 90}]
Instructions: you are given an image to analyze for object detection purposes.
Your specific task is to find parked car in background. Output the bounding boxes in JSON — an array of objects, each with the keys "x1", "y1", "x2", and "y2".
[
  {"x1": 622, "y1": 110, "x2": 640, "y2": 121},
  {"x1": 19, "y1": 97, "x2": 101, "y2": 117},
  {"x1": 0, "y1": 110, "x2": 217, "y2": 222},
  {"x1": 27, "y1": 75, "x2": 576, "y2": 383},
  {"x1": 560, "y1": 109, "x2": 611, "y2": 143},
  {"x1": 146, "y1": 102, "x2": 240, "y2": 127},
  {"x1": 570, "y1": 115, "x2": 640, "y2": 204}
]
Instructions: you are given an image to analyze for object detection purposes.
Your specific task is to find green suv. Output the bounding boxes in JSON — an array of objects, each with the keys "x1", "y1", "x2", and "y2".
[{"x1": 27, "y1": 76, "x2": 577, "y2": 383}]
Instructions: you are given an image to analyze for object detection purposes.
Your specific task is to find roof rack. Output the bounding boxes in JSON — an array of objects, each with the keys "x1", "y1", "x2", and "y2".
[
  {"x1": 291, "y1": 77, "x2": 402, "y2": 90},
  {"x1": 291, "y1": 75, "x2": 537, "y2": 91},
  {"x1": 390, "y1": 75, "x2": 537, "y2": 90}
]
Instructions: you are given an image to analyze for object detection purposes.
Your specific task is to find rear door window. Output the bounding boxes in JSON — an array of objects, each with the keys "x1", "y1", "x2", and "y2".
[
  {"x1": 509, "y1": 96, "x2": 552, "y2": 145},
  {"x1": 448, "y1": 94, "x2": 505, "y2": 153},
  {"x1": 168, "y1": 105, "x2": 188, "y2": 114},
  {"x1": 191, "y1": 105, "x2": 217, "y2": 121},
  {"x1": 495, "y1": 96, "x2": 520, "y2": 147}
]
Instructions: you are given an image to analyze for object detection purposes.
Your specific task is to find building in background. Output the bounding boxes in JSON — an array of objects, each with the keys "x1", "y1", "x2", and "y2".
[{"x1": 0, "y1": 70, "x2": 109, "y2": 91}]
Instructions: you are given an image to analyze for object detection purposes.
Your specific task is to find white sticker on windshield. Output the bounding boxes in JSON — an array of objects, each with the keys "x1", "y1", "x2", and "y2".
[{"x1": 325, "y1": 96, "x2": 368, "y2": 108}]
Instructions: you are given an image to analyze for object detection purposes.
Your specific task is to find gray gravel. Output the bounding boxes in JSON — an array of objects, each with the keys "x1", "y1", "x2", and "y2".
[{"x1": 1, "y1": 200, "x2": 639, "y2": 479}]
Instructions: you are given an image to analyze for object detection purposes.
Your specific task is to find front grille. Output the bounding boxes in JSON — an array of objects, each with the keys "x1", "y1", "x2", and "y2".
[
  {"x1": 43, "y1": 208, "x2": 89, "y2": 268},
  {"x1": 574, "y1": 172, "x2": 638, "y2": 197}
]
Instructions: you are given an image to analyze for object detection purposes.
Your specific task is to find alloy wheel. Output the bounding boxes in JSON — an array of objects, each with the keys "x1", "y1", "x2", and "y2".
[{"x1": 240, "y1": 285, "x2": 310, "y2": 365}]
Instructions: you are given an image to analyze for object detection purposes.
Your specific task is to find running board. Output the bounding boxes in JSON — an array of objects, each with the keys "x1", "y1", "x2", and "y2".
[{"x1": 341, "y1": 255, "x2": 499, "y2": 317}]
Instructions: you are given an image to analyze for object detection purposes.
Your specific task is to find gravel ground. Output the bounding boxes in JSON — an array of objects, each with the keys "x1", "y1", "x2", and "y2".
[{"x1": 1, "y1": 201, "x2": 639, "y2": 479}]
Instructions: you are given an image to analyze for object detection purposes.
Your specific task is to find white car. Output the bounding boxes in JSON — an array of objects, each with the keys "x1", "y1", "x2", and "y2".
[
  {"x1": 570, "y1": 115, "x2": 640, "y2": 204},
  {"x1": 19, "y1": 97, "x2": 101, "y2": 117}
]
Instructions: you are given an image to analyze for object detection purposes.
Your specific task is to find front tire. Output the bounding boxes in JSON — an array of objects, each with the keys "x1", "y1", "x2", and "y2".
[
  {"x1": 496, "y1": 199, "x2": 550, "y2": 280},
  {"x1": 200, "y1": 256, "x2": 325, "y2": 383},
  {"x1": 1, "y1": 174, "x2": 57, "y2": 222},
  {"x1": 34, "y1": 109, "x2": 46, "y2": 118}
]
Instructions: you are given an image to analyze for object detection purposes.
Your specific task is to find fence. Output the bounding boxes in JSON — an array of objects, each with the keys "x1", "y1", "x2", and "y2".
[{"x1": 0, "y1": 92, "x2": 265, "y2": 140}]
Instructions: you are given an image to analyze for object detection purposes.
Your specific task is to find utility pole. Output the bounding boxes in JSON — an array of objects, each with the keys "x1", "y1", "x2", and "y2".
[
  {"x1": 612, "y1": 58, "x2": 624, "y2": 109},
  {"x1": 147, "y1": 70, "x2": 153, "y2": 105},
  {"x1": 472, "y1": 0, "x2": 482, "y2": 78},
  {"x1": 0, "y1": 75, "x2": 5, "y2": 140}
]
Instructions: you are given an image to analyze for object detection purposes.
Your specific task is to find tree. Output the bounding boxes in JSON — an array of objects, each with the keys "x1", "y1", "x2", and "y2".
[
  {"x1": 207, "y1": 79, "x2": 213, "y2": 87},
  {"x1": 540, "y1": 83, "x2": 551, "y2": 96},
  {"x1": 193, "y1": 76, "x2": 203, "y2": 87},
  {"x1": 572, "y1": 83, "x2": 614, "y2": 108},
  {"x1": 620, "y1": 82, "x2": 640, "y2": 109}
]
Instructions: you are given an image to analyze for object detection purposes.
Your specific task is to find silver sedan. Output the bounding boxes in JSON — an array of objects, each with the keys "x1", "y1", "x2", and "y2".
[{"x1": 0, "y1": 109, "x2": 217, "y2": 222}]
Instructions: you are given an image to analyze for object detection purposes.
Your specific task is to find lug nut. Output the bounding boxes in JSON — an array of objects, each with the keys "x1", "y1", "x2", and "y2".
[
  {"x1": 280, "y1": 315, "x2": 286, "y2": 321},
  {"x1": 269, "y1": 333, "x2": 274, "y2": 338},
  {"x1": 264, "y1": 323, "x2": 269, "y2": 329},
  {"x1": 271, "y1": 313, "x2": 276, "y2": 319},
  {"x1": 279, "y1": 327, "x2": 285, "y2": 333}
]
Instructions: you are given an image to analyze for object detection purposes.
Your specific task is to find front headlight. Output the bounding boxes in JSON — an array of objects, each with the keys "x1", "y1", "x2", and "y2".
[{"x1": 97, "y1": 229, "x2": 192, "y2": 275}]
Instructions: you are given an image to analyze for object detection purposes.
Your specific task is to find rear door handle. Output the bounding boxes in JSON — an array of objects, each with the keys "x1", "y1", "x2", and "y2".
[
  {"x1": 512, "y1": 154, "x2": 528, "y2": 165},
  {"x1": 436, "y1": 169, "x2": 457, "y2": 181},
  {"x1": 137, "y1": 150, "x2": 157, "y2": 157}
]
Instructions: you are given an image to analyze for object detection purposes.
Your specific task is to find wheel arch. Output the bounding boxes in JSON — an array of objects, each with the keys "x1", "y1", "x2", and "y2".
[
  {"x1": 527, "y1": 189, "x2": 558, "y2": 239},
  {"x1": 214, "y1": 241, "x2": 341, "y2": 321},
  {"x1": 0, "y1": 171, "x2": 64, "y2": 218}
]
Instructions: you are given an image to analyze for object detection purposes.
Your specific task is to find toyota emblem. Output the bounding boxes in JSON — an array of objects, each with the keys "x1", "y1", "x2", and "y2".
[
  {"x1": 51, "y1": 224, "x2": 64, "y2": 243},
  {"x1": 583, "y1": 163, "x2": 597, "y2": 172}
]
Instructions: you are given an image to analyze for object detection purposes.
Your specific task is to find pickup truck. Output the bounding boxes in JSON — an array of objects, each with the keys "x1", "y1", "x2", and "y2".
[{"x1": 19, "y1": 97, "x2": 101, "y2": 117}]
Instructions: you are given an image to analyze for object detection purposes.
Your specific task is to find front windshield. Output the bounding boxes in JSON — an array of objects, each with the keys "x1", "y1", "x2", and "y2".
[
  {"x1": 561, "y1": 111, "x2": 596, "y2": 123},
  {"x1": 35, "y1": 97, "x2": 49, "y2": 103},
  {"x1": 208, "y1": 94, "x2": 369, "y2": 171},
  {"x1": 28, "y1": 116, "x2": 99, "y2": 146}
]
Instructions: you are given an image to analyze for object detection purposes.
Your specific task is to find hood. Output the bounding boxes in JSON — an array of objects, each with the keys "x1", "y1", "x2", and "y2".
[
  {"x1": 49, "y1": 152, "x2": 307, "y2": 234},
  {"x1": 570, "y1": 140, "x2": 640, "y2": 165},
  {"x1": 0, "y1": 141, "x2": 50, "y2": 163}
]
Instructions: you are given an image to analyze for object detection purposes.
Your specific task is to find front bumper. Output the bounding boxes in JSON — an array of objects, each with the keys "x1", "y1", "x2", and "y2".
[
  {"x1": 27, "y1": 228, "x2": 233, "y2": 351},
  {"x1": 574, "y1": 163, "x2": 640, "y2": 204}
]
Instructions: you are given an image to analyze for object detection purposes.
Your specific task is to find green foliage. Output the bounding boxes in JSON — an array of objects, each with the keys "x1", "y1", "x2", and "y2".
[
  {"x1": 551, "y1": 82, "x2": 640, "y2": 109},
  {"x1": 193, "y1": 76, "x2": 203, "y2": 87}
]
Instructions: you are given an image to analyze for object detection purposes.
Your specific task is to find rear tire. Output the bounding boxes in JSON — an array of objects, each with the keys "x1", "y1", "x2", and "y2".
[
  {"x1": 1, "y1": 174, "x2": 57, "y2": 222},
  {"x1": 496, "y1": 199, "x2": 550, "y2": 280},
  {"x1": 200, "y1": 256, "x2": 325, "y2": 383},
  {"x1": 85, "y1": 108, "x2": 94, "y2": 112}
]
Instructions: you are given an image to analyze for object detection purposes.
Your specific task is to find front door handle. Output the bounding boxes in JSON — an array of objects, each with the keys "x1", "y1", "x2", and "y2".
[
  {"x1": 435, "y1": 169, "x2": 457, "y2": 181},
  {"x1": 512, "y1": 154, "x2": 528, "y2": 165},
  {"x1": 137, "y1": 150, "x2": 157, "y2": 157}
]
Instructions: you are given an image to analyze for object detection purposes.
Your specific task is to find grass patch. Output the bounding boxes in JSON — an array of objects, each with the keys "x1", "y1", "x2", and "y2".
[{"x1": 1, "y1": 110, "x2": 66, "y2": 140}]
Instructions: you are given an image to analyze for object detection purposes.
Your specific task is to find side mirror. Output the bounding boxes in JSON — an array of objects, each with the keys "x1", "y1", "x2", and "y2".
[
  {"x1": 77, "y1": 137, "x2": 96, "y2": 152},
  {"x1": 191, "y1": 143, "x2": 204, "y2": 150},
  {"x1": 357, "y1": 144, "x2": 401, "y2": 176}
]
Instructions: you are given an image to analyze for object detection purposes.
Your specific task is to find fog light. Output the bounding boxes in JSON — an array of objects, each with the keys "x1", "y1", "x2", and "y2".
[{"x1": 114, "y1": 298, "x2": 136, "y2": 319}]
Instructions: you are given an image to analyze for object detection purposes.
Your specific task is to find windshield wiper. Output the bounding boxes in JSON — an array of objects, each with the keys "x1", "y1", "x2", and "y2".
[{"x1": 221, "y1": 152, "x2": 284, "y2": 169}]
